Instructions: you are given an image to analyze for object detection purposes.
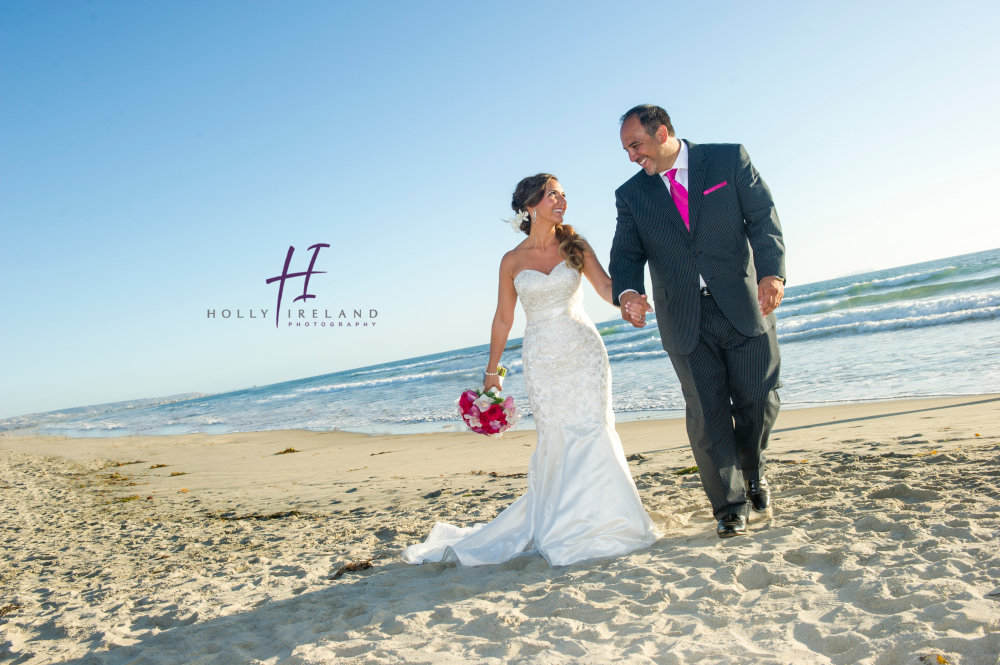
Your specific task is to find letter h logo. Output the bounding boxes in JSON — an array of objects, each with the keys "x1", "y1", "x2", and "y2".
[{"x1": 265, "y1": 243, "x2": 330, "y2": 328}]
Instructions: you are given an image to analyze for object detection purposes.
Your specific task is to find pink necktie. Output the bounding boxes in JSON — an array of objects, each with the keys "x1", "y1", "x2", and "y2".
[{"x1": 665, "y1": 169, "x2": 689, "y2": 230}]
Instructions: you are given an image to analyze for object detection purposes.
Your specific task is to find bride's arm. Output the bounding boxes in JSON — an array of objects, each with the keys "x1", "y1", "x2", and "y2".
[
  {"x1": 485, "y1": 253, "x2": 518, "y2": 392},
  {"x1": 580, "y1": 240, "x2": 614, "y2": 305}
]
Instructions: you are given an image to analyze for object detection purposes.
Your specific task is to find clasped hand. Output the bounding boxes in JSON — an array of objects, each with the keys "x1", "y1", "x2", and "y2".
[{"x1": 620, "y1": 291, "x2": 653, "y2": 328}]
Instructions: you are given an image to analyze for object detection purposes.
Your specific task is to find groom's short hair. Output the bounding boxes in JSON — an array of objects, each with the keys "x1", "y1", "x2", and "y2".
[{"x1": 620, "y1": 105, "x2": 675, "y2": 138}]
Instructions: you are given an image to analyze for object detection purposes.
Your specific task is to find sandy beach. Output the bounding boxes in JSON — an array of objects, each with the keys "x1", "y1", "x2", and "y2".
[{"x1": 1, "y1": 395, "x2": 999, "y2": 664}]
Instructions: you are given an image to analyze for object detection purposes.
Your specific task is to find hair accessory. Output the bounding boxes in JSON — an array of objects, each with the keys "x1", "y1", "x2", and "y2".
[{"x1": 505, "y1": 210, "x2": 529, "y2": 233}]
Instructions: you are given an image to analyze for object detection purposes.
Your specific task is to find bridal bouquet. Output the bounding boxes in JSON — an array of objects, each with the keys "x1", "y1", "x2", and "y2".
[{"x1": 458, "y1": 388, "x2": 518, "y2": 437}]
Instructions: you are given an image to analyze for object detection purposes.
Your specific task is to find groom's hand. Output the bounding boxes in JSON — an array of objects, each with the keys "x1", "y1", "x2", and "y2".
[
  {"x1": 758, "y1": 276, "x2": 784, "y2": 316},
  {"x1": 620, "y1": 291, "x2": 653, "y2": 328}
]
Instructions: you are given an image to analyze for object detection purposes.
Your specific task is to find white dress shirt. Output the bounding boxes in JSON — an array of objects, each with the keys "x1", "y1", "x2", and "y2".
[{"x1": 619, "y1": 140, "x2": 706, "y2": 303}]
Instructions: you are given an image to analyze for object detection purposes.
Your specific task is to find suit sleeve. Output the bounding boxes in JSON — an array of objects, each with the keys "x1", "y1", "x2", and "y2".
[
  {"x1": 734, "y1": 144, "x2": 786, "y2": 282},
  {"x1": 609, "y1": 189, "x2": 647, "y2": 306}
]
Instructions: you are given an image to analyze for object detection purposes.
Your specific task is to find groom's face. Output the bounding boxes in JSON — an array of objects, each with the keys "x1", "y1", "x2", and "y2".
[{"x1": 620, "y1": 118, "x2": 670, "y2": 176}]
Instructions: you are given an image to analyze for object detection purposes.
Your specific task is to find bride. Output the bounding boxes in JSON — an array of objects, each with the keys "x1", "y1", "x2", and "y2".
[{"x1": 403, "y1": 173, "x2": 660, "y2": 567}]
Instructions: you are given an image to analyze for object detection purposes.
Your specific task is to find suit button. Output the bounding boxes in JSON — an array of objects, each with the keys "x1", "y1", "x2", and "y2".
[{"x1": 692, "y1": 283, "x2": 697, "y2": 288}]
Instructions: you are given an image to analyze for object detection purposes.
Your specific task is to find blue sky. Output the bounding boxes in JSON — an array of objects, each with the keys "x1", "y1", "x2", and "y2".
[{"x1": 2, "y1": 1, "x2": 998, "y2": 418}]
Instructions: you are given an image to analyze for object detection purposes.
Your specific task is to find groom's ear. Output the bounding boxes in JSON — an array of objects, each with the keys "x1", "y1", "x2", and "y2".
[{"x1": 655, "y1": 125, "x2": 670, "y2": 144}]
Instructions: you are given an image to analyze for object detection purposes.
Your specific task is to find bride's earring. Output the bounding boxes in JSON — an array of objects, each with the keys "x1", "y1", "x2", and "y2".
[{"x1": 531, "y1": 210, "x2": 537, "y2": 221}]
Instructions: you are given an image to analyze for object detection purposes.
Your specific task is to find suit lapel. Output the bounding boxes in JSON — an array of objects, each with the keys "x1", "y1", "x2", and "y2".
[
  {"x1": 685, "y1": 140, "x2": 706, "y2": 237},
  {"x1": 641, "y1": 171, "x2": 690, "y2": 238}
]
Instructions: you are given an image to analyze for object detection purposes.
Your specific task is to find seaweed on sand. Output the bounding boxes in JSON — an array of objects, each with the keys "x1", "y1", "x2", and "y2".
[
  {"x1": 330, "y1": 555, "x2": 385, "y2": 580},
  {"x1": 217, "y1": 510, "x2": 304, "y2": 521}
]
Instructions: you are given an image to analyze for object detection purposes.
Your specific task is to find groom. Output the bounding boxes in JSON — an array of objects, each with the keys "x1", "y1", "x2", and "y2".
[{"x1": 609, "y1": 104, "x2": 785, "y2": 538}]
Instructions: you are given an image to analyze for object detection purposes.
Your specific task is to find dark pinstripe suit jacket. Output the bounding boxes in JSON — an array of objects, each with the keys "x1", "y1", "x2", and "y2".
[{"x1": 609, "y1": 141, "x2": 785, "y2": 356}]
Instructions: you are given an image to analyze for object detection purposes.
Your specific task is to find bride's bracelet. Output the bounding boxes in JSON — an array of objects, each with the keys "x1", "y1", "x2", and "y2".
[
  {"x1": 485, "y1": 368, "x2": 500, "y2": 376},
  {"x1": 485, "y1": 365, "x2": 507, "y2": 378}
]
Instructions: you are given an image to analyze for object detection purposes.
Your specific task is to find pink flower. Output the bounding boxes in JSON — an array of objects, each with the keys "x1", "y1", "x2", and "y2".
[
  {"x1": 483, "y1": 404, "x2": 503, "y2": 422},
  {"x1": 473, "y1": 394, "x2": 495, "y2": 412},
  {"x1": 503, "y1": 396, "x2": 514, "y2": 409}
]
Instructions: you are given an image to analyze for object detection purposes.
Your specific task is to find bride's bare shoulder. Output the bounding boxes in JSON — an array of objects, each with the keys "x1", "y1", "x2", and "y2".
[{"x1": 500, "y1": 241, "x2": 531, "y2": 275}]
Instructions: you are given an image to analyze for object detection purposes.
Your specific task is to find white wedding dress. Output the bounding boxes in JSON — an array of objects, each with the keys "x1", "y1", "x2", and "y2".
[{"x1": 403, "y1": 261, "x2": 660, "y2": 567}]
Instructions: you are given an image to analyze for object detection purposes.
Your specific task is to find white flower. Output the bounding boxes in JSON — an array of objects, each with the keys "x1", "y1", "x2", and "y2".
[
  {"x1": 473, "y1": 395, "x2": 494, "y2": 412},
  {"x1": 506, "y1": 210, "x2": 529, "y2": 233}
]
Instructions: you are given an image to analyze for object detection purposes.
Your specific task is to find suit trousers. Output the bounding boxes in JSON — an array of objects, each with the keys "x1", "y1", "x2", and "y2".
[{"x1": 667, "y1": 294, "x2": 781, "y2": 519}]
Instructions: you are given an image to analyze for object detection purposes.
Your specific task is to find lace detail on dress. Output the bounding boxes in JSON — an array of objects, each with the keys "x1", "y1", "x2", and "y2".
[
  {"x1": 514, "y1": 261, "x2": 584, "y2": 313},
  {"x1": 514, "y1": 262, "x2": 611, "y2": 434}
]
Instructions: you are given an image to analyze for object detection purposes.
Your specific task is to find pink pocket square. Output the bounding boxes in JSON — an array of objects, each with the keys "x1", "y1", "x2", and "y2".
[{"x1": 703, "y1": 181, "x2": 727, "y2": 195}]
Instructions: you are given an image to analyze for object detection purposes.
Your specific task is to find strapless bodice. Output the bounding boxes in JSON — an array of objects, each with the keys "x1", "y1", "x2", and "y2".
[{"x1": 513, "y1": 261, "x2": 584, "y2": 320}]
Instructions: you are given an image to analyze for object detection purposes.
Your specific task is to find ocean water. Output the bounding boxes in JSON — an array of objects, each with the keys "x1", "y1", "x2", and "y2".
[{"x1": 9, "y1": 248, "x2": 1000, "y2": 437}]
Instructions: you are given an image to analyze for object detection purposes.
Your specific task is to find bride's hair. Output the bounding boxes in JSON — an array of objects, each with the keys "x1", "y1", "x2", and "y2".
[{"x1": 510, "y1": 173, "x2": 587, "y2": 273}]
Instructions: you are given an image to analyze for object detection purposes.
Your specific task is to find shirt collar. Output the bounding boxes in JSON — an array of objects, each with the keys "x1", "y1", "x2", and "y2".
[{"x1": 658, "y1": 139, "x2": 688, "y2": 175}]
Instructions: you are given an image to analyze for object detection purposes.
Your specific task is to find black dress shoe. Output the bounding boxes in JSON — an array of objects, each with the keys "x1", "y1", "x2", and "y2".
[
  {"x1": 747, "y1": 478, "x2": 771, "y2": 511},
  {"x1": 716, "y1": 513, "x2": 747, "y2": 538}
]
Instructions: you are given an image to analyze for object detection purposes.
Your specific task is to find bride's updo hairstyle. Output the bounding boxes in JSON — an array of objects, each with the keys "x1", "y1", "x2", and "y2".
[{"x1": 511, "y1": 173, "x2": 587, "y2": 273}]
